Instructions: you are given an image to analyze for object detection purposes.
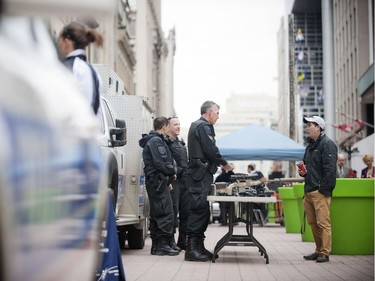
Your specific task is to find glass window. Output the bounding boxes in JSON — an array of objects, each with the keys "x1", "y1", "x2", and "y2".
[{"x1": 102, "y1": 99, "x2": 115, "y2": 128}]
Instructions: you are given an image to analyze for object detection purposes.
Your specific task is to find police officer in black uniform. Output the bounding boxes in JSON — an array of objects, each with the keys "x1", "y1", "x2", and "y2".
[
  {"x1": 139, "y1": 116, "x2": 179, "y2": 256},
  {"x1": 165, "y1": 116, "x2": 190, "y2": 251},
  {"x1": 185, "y1": 101, "x2": 234, "y2": 262}
]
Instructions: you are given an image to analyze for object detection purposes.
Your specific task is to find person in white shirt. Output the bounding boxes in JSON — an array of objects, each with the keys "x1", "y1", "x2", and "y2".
[{"x1": 57, "y1": 21, "x2": 103, "y2": 115}]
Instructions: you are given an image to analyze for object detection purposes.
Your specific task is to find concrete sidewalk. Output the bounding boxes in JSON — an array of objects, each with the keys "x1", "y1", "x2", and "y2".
[{"x1": 121, "y1": 222, "x2": 374, "y2": 281}]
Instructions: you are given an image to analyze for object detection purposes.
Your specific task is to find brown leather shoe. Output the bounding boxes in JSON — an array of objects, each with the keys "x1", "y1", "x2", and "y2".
[
  {"x1": 303, "y1": 252, "x2": 319, "y2": 260},
  {"x1": 316, "y1": 254, "x2": 329, "y2": 263}
]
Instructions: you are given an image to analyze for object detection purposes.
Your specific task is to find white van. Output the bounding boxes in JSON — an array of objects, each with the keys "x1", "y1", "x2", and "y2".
[{"x1": 97, "y1": 96, "x2": 127, "y2": 213}]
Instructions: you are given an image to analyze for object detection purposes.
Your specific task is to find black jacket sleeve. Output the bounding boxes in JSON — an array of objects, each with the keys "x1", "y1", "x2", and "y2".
[
  {"x1": 319, "y1": 138, "x2": 337, "y2": 196},
  {"x1": 196, "y1": 122, "x2": 228, "y2": 166}
]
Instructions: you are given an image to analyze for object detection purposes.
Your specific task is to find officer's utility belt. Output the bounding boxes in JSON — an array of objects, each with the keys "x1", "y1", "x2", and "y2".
[
  {"x1": 146, "y1": 172, "x2": 174, "y2": 192},
  {"x1": 146, "y1": 172, "x2": 157, "y2": 181},
  {"x1": 189, "y1": 159, "x2": 217, "y2": 179},
  {"x1": 177, "y1": 168, "x2": 187, "y2": 178},
  {"x1": 146, "y1": 172, "x2": 168, "y2": 181}
]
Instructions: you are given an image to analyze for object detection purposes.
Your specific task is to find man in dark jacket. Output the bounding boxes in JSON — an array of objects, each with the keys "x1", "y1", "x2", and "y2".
[
  {"x1": 139, "y1": 116, "x2": 178, "y2": 256},
  {"x1": 299, "y1": 116, "x2": 337, "y2": 263},
  {"x1": 185, "y1": 101, "x2": 234, "y2": 262},
  {"x1": 166, "y1": 116, "x2": 190, "y2": 251}
]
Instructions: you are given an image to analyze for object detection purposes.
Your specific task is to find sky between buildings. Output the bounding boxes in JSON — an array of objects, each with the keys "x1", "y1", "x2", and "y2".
[{"x1": 161, "y1": 0, "x2": 290, "y2": 128}]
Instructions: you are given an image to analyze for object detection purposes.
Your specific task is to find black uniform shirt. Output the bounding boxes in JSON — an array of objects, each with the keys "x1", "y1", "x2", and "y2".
[
  {"x1": 165, "y1": 136, "x2": 188, "y2": 175},
  {"x1": 188, "y1": 117, "x2": 228, "y2": 167}
]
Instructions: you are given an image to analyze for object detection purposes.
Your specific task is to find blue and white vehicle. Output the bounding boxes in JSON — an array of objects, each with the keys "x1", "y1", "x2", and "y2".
[
  {"x1": 94, "y1": 64, "x2": 153, "y2": 250},
  {"x1": 97, "y1": 96, "x2": 127, "y2": 214}
]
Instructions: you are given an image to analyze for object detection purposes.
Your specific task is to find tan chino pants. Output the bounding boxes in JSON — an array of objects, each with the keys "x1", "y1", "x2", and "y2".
[{"x1": 304, "y1": 190, "x2": 332, "y2": 256}]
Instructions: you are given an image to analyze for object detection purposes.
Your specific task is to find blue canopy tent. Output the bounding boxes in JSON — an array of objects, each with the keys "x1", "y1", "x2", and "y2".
[{"x1": 216, "y1": 124, "x2": 305, "y2": 161}]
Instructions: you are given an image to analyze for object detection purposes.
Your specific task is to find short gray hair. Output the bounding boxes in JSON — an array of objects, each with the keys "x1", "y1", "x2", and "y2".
[
  {"x1": 200, "y1": 100, "x2": 219, "y2": 115},
  {"x1": 338, "y1": 153, "x2": 346, "y2": 160}
]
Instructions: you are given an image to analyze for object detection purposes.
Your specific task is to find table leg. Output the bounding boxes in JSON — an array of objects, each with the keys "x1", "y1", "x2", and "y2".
[
  {"x1": 212, "y1": 202, "x2": 235, "y2": 263},
  {"x1": 211, "y1": 200, "x2": 271, "y2": 264},
  {"x1": 244, "y1": 202, "x2": 269, "y2": 264}
]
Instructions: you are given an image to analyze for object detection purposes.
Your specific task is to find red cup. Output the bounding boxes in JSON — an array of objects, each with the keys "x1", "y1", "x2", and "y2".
[{"x1": 297, "y1": 161, "x2": 306, "y2": 175}]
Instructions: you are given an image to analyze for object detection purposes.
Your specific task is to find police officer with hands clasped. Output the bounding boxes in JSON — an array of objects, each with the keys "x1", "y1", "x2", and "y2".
[
  {"x1": 185, "y1": 101, "x2": 234, "y2": 262},
  {"x1": 139, "y1": 116, "x2": 179, "y2": 256},
  {"x1": 165, "y1": 116, "x2": 190, "y2": 251}
]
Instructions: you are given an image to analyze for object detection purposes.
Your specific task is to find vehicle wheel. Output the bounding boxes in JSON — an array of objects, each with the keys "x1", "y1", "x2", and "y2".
[
  {"x1": 117, "y1": 225, "x2": 126, "y2": 249},
  {"x1": 127, "y1": 223, "x2": 146, "y2": 249}
]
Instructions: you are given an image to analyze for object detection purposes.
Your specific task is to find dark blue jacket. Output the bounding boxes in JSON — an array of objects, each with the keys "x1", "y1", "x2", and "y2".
[{"x1": 139, "y1": 130, "x2": 176, "y2": 178}]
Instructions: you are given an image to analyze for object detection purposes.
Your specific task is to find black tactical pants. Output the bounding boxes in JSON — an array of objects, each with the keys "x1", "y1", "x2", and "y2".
[
  {"x1": 146, "y1": 177, "x2": 174, "y2": 241},
  {"x1": 170, "y1": 175, "x2": 191, "y2": 234},
  {"x1": 186, "y1": 171, "x2": 213, "y2": 239}
]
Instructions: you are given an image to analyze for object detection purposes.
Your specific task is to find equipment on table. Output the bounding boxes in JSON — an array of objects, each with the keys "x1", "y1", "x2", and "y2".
[{"x1": 211, "y1": 173, "x2": 273, "y2": 197}]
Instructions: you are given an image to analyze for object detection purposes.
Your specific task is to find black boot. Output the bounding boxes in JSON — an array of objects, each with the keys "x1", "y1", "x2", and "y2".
[
  {"x1": 177, "y1": 233, "x2": 187, "y2": 251},
  {"x1": 198, "y1": 237, "x2": 219, "y2": 260},
  {"x1": 151, "y1": 238, "x2": 157, "y2": 255},
  {"x1": 184, "y1": 237, "x2": 210, "y2": 262},
  {"x1": 154, "y1": 238, "x2": 179, "y2": 256},
  {"x1": 170, "y1": 236, "x2": 181, "y2": 252}
]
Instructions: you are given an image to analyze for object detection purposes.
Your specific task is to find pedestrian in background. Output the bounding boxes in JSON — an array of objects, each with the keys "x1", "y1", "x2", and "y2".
[
  {"x1": 185, "y1": 100, "x2": 234, "y2": 262},
  {"x1": 361, "y1": 154, "x2": 374, "y2": 178},
  {"x1": 247, "y1": 163, "x2": 268, "y2": 219},
  {"x1": 247, "y1": 163, "x2": 267, "y2": 184},
  {"x1": 299, "y1": 116, "x2": 337, "y2": 263},
  {"x1": 166, "y1": 116, "x2": 190, "y2": 251},
  {"x1": 139, "y1": 116, "x2": 179, "y2": 256},
  {"x1": 268, "y1": 161, "x2": 285, "y2": 191},
  {"x1": 58, "y1": 21, "x2": 103, "y2": 115},
  {"x1": 336, "y1": 153, "x2": 352, "y2": 178}
]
